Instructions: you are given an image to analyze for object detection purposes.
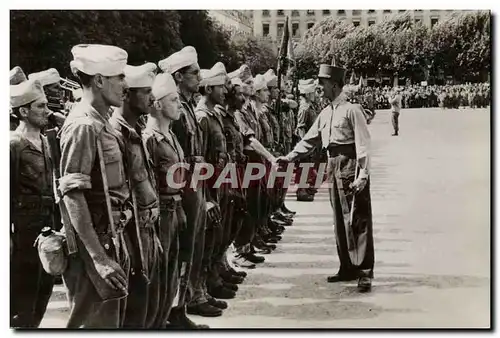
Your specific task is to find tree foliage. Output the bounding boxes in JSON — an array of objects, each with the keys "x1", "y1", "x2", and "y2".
[
  {"x1": 298, "y1": 10, "x2": 491, "y2": 83},
  {"x1": 10, "y1": 10, "x2": 183, "y2": 79},
  {"x1": 228, "y1": 33, "x2": 277, "y2": 75}
]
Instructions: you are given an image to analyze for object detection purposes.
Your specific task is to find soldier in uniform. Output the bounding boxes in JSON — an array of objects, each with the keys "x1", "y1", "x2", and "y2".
[
  {"x1": 253, "y1": 74, "x2": 282, "y2": 250},
  {"x1": 143, "y1": 72, "x2": 187, "y2": 327},
  {"x1": 28, "y1": 68, "x2": 66, "y2": 128},
  {"x1": 248, "y1": 74, "x2": 281, "y2": 253},
  {"x1": 228, "y1": 65, "x2": 275, "y2": 267},
  {"x1": 278, "y1": 64, "x2": 374, "y2": 293},
  {"x1": 263, "y1": 70, "x2": 294, "y2": 225},
  {"x1": 58, "y1": 44, "x2": 132, "y2": 328},
  {"x1": 192, "y1": 63, "x2": 241, "y2": 318},
  {"x1": 109, "y1": 63, "x2": 162, "y2": 328},
  {"x1": 158, "y1": 46, "x2": 210, "y2": 329},
  {"x1": 295, "y1": 79, "x2": 320, "y2": 202},
  {"x1": 10, "y1": 79, "x2": 56, "y2": 328},
  {"x1": 219, "y1": 77, "x2": 250, "y2": 278},
  {"x1": 389, "y1": 88, "x2": 402, "y2": 136}
]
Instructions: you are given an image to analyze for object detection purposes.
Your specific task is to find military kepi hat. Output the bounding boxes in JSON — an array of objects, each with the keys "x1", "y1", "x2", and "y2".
[{"x1": 318, "y1": 64, "x2": 346, "y2": 84}]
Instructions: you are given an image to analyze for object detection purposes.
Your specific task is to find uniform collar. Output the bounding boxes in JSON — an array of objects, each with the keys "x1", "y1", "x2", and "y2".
[{"x1": 110, "y1": 110, "x2": 141, "y2": 141}]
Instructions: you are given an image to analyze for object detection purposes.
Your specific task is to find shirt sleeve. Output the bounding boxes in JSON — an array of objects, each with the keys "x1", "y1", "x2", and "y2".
[
  {"x1": 348, "y1": 104, "x2": 371, "y2": 179},
  {"x1": 287, "y1": 111, "x2": 323, "y2": 162},
  {"x1": 234, "y1": 110, "x2": 255, "y2": 139},
  {"x1": 59, "y1": 122, "x2": 96, "y2": 196}
]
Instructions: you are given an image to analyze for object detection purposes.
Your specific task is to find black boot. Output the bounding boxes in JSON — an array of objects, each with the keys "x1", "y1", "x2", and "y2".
[
  {"x1": 168, "y1": 307, "x2": 210, "y2": 329},
  {"x1": 186, "y1": 302, "x2": 223, "y2": 317}
]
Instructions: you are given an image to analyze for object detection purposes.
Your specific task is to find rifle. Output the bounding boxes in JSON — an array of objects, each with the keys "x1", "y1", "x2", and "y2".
[{"x1": 45, "y1": 128, "x2": 78, "y2": 256}]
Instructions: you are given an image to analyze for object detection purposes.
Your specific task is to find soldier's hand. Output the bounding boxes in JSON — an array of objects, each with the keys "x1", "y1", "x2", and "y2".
[
  {"x1": 350, "y1": 177, "x2": 368, "y2": 194},
  {"x1": 93, "y1": 256, "x2": 128, "y2": 292},
  {"x1": 206, "y1": 201, "x2": 222, "y2": 226},
  {"x1": 276, "y1": 156, "x2": 291, "y2": 164}
]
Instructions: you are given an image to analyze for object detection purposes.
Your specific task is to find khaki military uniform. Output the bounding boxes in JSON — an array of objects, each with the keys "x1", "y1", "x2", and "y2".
[
  {"x1": 59, "y1": 101, "x2": 132, "y2": 328},
  {"x1": 10, "y1": 132, "x2": 56, "y2": 328}
]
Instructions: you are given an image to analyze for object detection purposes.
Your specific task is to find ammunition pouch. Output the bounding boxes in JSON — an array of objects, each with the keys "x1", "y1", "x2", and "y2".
[{"x1": 136, "y1": 207, "x2": 159, "y2": 229}]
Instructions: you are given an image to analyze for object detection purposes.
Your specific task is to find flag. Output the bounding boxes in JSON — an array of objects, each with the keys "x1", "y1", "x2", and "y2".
[
  {"x1": 287, "y1": 21, "x2": 295, "y2": 67},
  {"x1": 359, "y1": 75, "x2": 364, "y2": 87},
  {"x1": 277, "y1": 16, "x2": 290, "y2": 77},
  {"x1": 349, "y1": 71, "x2": 356, "y2": 85}
]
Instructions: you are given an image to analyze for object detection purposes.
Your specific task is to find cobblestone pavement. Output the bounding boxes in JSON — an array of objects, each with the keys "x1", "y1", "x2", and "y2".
[{"x1": 40, "y1": 108, "x2": 491, "y2": 328}]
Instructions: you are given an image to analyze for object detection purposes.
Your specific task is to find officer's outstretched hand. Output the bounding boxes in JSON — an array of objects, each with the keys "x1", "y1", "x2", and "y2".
[
  {"x1": 350, "y1": 177, "x2": 368, "y2": 194},
  {"x1": 275, "y1": 156, "x2": 290, "y2": 164},
  {"x1": 93, "y1": 256, "x2": 128, "y2": 292}
]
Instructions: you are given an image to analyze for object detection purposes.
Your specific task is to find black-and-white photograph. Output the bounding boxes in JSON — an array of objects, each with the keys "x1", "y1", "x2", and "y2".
[{"x1": 8, "y1": 8, "x2": 491, "y2": 329}]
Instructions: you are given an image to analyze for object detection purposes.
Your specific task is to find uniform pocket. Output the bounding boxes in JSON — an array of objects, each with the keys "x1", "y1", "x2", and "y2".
[{"x1": 102, "y1": 148, "x2": 125, "y2": 189}]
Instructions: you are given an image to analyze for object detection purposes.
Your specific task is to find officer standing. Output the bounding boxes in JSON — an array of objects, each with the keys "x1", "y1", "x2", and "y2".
[
  {"x1": 109, "y1": 63, "x2": 162, "y2": 328},
  {"x1": 59, "y1": 44, "x2": 132, "y2": 328},
  {"x1": 277, "y1": 64, "x2": 374, "y2": 293},
  {"x1": 389, "y1": 88, "x2": 402, "y2": 136},
  {"x1": 158, "y1": 46, "x2": 208, "y2": 329},
  {"x1": 10, "y1": 79, "x2": 56, "y2": 328},
  {"x1": 143, "y1": 72, "x2": 187, "y2": 327}
]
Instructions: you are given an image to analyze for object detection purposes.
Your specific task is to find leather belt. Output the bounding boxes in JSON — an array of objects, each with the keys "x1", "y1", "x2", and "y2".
[{"x1": 327, "y1": 143, "x2": 356, "y2": 158}]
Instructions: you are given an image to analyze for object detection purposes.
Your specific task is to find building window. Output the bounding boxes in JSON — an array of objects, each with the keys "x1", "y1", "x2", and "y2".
[
  {"x1": 338, "y1": 10, "x2": 345, "y2": 15},
  {"x1": 277, "y1": 23, "x2": 284, "y2": 37},
  {"x1": 277, "y1": 10, "x2": 284, "y2": 16},
  {"x1": 263, "y1": 23, "x2": 269, "y2": 36},
  {"x1": 353, "y1": 20, "x2": 360, "y2": 27},
  {"x1": 415, "y1": 18, "x2": 422, "y2": 24},
  {"x1": 262, "y1": 10, "x2": 270, "y2": 17},
  {"x1": 416, "y1": 9, "x2": 423, "y2": 12},
  {"x1": 368, "y1": 9, "x2": 376, "y2": 13},
  {"x1": 292, "y1": 10, "x2": 300, "y2": 16},
  {"x1": 399, "y1": 9, "x2": 406, "y2": 13},
  {"x1": 323, "y1": 10, "x2": 330, "y2": 15},
  {"x1": 383, "y1": 9, "x2": 391, "y2": 13},
  {"x1": 368, "y1": 20, "x2": 376, "y2": 26},
  {"x1": 307, "y1": 10, "x2": 315, "y2": 16},
  {"x1": 431, "y1": 18, "x2": 439, "y2": 27},
  {"x1": 292, "y1": 22, "x2": 300, "y2": 37},
  {"x1": 307, "y1": 22, "x2": 314, "y2": 29},
  {"x1": 352, "y1": 10, "x2": 361, "y2": 15}
]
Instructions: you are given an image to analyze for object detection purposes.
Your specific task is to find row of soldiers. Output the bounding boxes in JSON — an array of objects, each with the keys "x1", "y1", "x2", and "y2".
[{"x1": 10, "y1": 44, "x2": 329, "y2": 329}]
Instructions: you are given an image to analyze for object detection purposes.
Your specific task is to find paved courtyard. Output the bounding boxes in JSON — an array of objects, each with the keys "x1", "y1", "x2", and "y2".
[{"x1": 40, "y1": 107, "x2": 491, "y2": 328}]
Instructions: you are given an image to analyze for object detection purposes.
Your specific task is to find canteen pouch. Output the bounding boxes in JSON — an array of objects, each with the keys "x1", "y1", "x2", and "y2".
[{"x1": 35, "y1": 229, "x2": 68, "y2": 276}]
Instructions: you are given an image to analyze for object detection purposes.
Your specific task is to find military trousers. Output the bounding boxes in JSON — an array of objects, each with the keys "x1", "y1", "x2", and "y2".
[
  {"x1": 391, "y1": 112, "x2": 400, "y2": 134},
  {"x1": 154, "y1": 195, "x2": 184, "y2": 328},
  {"x1": 327, "y1": 144, "x2": 374, "y2": 278},
  {"x1": 234, "y1": 151, "x2": 263, "y2": 252},
  {"x1": 11, "y1": 214, "x2": 55, "y2": 328},
  {"x1": 123, "y1": 211, "x2": 161, "y2": 328},
  {"x1": 180, "y1": 187, "x2": 207, "y2": 307},
  {"x1": 63, "y1": 206, "x2": 131, "y2": 328}
]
